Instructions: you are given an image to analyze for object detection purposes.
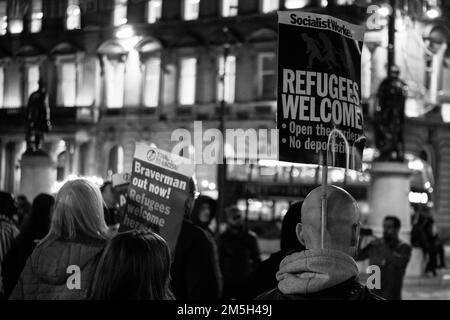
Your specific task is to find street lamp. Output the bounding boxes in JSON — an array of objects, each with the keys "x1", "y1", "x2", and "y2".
[{"x1": 216, "y1": 27, "x2": 231, "y2": 234}]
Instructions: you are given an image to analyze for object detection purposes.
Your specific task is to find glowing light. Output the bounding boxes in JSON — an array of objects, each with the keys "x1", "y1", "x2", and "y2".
[
  {"x1": 116, "y1": 25, "x2": 134, "y2": 39},
  {"x1": 409, "y1": 192, "x2": 429, "y2": 204},
  {"x1": 378, "y1": 4, "x2": 392, "y2": 18},
  {"x1": 201, "y1": 180, "x2": 209, "y2": 188},
  {"x1": 425, "y1": 182, "x2": 431, "y2": 189},
  {"x1": 425, "y1": 8, "x2": 441, "y2": 19},
  {"x1": 408, "y1": 159, "x2": 424, "y2": 171},
  {"x1": 208, "y1": 182, "x2": 216, "y2": 190},
  {"x1": 9, "y1": 20, "x2": 23, "y2": 34}
]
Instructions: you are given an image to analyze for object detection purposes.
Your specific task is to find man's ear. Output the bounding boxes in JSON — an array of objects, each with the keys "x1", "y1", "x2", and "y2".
[
  {"x1": 295, "y1": 223, "x2": 305, "y2": 246},
  {"x1": 350, "y1": 222, "x2": 360, "y2": 246}
]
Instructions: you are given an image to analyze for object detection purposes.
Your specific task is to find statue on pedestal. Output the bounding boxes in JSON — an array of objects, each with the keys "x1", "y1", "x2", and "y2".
[
  {"x1": 374, "y1": 66, "x2": 408, "y2": 162},
  {"x1": 25, "y1": 79, "x2": 51, "y2": 155}
]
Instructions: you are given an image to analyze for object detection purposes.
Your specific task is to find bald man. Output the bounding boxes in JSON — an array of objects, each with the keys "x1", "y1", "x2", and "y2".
[{"x1": 257, "y1": 185, "x2": 382, "y2": 300}]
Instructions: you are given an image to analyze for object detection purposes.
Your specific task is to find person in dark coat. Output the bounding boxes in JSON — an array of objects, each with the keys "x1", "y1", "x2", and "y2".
[
  {"x1": 2, "y1": 194, "x2": 54, "y2": 299},
  {"x1": 218, "y1": 206, "x2": 261, "y2": 300},
  {"x1": 258, "y1": 186, "x2": 382, "y2": 300},
  {"x1": 357, "y1": 216, "x2": 411, "y2": 300},
  {"x1": 171, "y1": 178, "x2": 222, "y2": 300},
  {"x1": 9, "y1": 179, "x2": 111, "y2": 300},
  {"x1": 190, "y1": 195, "x2": 223, "y2": 296},
  {"x1": 248, "y1": 201, "x2": 305, "y2": 298}
]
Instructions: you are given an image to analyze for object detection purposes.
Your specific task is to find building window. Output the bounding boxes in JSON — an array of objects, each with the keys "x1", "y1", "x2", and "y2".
[
  {"x1": 26, "y1": 64, "x2": 40, "y2": 101},
  {"x1": 284, "y1": 0, "x2": 309, "y2": 9},
  {"x1": 66, "y1": 0, "x2": 81, "y2": 30},
  {"x1": 258, "y1": 53, "x2": 276, "y2": 100},
  {"x1": 0, "y1": 66, "x2": 4, "y2": 107},
  {"x1": 0, "y1": 1, "x2": 7, "y2": 35},
  {"x1": 183, "y1": 0, "x2": 199, "y2": 21},
  {"x1": 147, "y1": 0, "x2": 162, "y2": 23},
  {"x1": 143, "y1": 57, "x2": 161, "y2": 107},
  {"x1": 261, "y1": 0, "x2": 279, "y2": 13},
  {"x1": 222, "y1": 0, "x2": 238, "y2": 17},
  {"x1": 58, "y1": 61, "x2": 77, "y2": 107},
  {"x1": 105, "y1": 58, "x2": 125, "y2": 108},
  {"x1": 218, "y1": 55, "x2": 236, "y2": 104},
  {"x1": 179, "y1": 57, "x2": 197, "y2": 105},
  {"x1": 8, "y1": 0, "x2": 23, "y2": 34},
  {"x1": 113, "y1": 0, "x2": 127, "y2": 26},
  {"x1": 107, "y1": 145, "x2": 124, "y2": 178},
  {"x1": 30, "y1": 0, "x2": 43, "y2": 33}
]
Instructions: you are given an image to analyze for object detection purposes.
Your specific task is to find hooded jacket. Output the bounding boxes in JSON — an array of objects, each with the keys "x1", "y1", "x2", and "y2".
[
  {"x1": 9, "y1": 236, "x2": 105, "y2": 300},
  {"x1": 257, "y1": 249, "x2": 382, "y2": 300}
]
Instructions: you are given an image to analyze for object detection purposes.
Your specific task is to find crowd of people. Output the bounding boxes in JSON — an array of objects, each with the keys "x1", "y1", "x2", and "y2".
[{"x1": 0, "y1": 176, "x2": 440, "y2": 300}]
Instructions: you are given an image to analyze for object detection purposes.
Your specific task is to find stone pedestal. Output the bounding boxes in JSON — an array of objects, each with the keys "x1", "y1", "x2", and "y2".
[
  {"x1": 368, "y1": 162, "x2": 421, "y2": 276},
  {"x1": 19, "y1": 153, "x2": 57, "y2": 201}
]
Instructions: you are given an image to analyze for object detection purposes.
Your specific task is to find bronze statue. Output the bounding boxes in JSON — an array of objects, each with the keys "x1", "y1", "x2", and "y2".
[
  {"x1": 374, "y1": 66, "x2": 408, "y2": 162},
  {"x1": 25, "y1": 79, "x2": 51, "y2": 155}
]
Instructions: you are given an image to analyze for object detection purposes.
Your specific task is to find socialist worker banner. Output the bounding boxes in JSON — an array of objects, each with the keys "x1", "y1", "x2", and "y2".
[
  {"x1": 119, "y1": 143, "x2": 195, "y2": 253},
  {"x1": 277, "y1": 11, "x2": 366, "y2": 170}
]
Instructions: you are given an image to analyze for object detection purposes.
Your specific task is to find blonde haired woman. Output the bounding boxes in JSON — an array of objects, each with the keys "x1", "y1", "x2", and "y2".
[{"x1": 10, "y1": 179, "x2": 112, "y2": 300}]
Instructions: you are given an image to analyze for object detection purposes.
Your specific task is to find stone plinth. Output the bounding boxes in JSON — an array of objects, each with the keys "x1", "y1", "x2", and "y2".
[
  {"x1": 368, "y1": 162, "x2": 412, "y2": 242},
  {"x1": 368, "y1": 161, "x2": 422, "y2": 276},
  {"x1": 19, "y1": 153, "x2": 57, "y2": 201}
]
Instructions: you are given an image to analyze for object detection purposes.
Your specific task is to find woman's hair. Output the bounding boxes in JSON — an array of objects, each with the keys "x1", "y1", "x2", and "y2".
[
  {"x1": 40, "y1": 179, "x2": 110, "y2": 243},
  {"x1": 89, "y1": 230, "x2": 173, "y2": 300},
  {"x1": 20, "y1": 193, "x2": 55, "y2": 239}
]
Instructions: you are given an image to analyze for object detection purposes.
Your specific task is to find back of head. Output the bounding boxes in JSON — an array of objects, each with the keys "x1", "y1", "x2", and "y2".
[
  {"x1": 280, "y1": 201, "x2": 305, "y2": 253},
  {"x1": 89, "y1": 230, "x2": 173, "y2": 300},
  {"x1": 300, "y1": 185, "x2": 360, "y2": 256},
  {"x1": 22, "y1": 193, "x2": 54, "y2": 239},
  {"x1": 0, "y1": 191, "x2": 17, "y2": 219},
  {"x1": 191, "y1": 195, "x2": 216, "y2": 227},
  {"x1": 43, "y1": 179, "x2": 110, "y2": 243}
]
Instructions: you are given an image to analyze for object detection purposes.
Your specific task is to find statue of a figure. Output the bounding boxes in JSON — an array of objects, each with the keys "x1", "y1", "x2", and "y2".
[
  {"x1": 25, "y1": 79, "x2": 51, "y2": 155},
  {"x1": 374, "y1": 66, "x2": 408, "y2": 162}
]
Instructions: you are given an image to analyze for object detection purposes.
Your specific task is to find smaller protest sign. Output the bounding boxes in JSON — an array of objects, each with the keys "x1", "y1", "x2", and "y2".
[{"x1": 119, "y1": 143, "x2": 195, "y2": 253}]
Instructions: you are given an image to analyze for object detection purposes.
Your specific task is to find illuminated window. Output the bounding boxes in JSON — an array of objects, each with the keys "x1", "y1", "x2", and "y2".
[
  {"x1": 147, "y1": 0, "x2": 162, "y2": 23},
  {"x1": 66, "y1": 0, "x2": 81, "y2": 30},
  {"x1": 8, "y1": 19, "x2": 23, "y2": 34},
  {"x1": 222, "y1": 0, "x2": 238, "y2": 17},
  {"x1": 143, "y1": 57, "x2": 161, "y2": 107},
  {"x1": 105, "y1": 59, "x2": 125, "y2": 108},
  {"x1": 218, "y1": 55, "x2": 236, "y2": 104},
  {"x1": 261, "y1": 0, "x2": 279, "y2": 13},
  {"x1": 258, "y1": 53, "x2": 276, "y2": 100},
  {"x1": 0, "y1": 66, "x2": 4, "y2": 107},
  {"x1": 179, "y1": 57, "x2": 197, "y2": 105},
  {"x1": 284, "y1": 0, "x2": 309, "y2": 9},
  {"x1": 0, "y1": 1, "x2": 7, "y2": 35},
  {"x1": 183, "y1": 0, "x2": 199, "y2": 21},
  {"x1": 30, "y1": 0, "x2": 43, "y2": 33},
  {"x1": 58, "y1": 62, "x2": 77, "y2": 107},
  {"x1": 113, "y1": 0, "x2": 127, "y2": 26},
  {"x1": 8, "y1": 0, "x2": 23, "y2": 34},
  {"x1": 26, "y1": 64, "x2": 40, "y2": 99}
]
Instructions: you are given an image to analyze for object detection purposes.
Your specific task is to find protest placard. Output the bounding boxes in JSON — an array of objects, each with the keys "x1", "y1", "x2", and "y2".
[
  {"x1": 277, "y1": 11, "x2": 366, "y2": 170},
  {"x1": 119, "y1": 143, "x2": 195, "y2": 252}
]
